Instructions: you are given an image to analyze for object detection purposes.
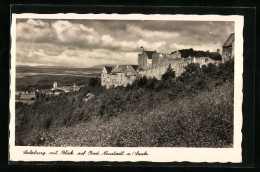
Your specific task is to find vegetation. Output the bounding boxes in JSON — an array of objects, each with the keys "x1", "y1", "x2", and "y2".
[
  {"x1": 15, "y1": 59, "x2": 234, "y2": 147},
  {"x1": 16, "y1": 74, "x2": 94, "y2": 92},
  {"x1": 174, "y1": 48, "x2": 222, "y2": 60}
]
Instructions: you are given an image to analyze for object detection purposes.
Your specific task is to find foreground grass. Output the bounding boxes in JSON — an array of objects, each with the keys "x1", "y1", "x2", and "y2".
[{"x1": 21, "y1": 81, "x2": 233, "y2": 147}]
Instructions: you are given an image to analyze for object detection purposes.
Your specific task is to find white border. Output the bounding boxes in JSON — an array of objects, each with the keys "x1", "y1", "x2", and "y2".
[{"x1": 9, "y1": 13, "x2": 244, "y2": 163}]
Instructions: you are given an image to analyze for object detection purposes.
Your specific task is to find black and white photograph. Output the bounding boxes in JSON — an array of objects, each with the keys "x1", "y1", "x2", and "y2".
[{"x1": 9, "y1": 14, "x2": 243, "y2": 162}]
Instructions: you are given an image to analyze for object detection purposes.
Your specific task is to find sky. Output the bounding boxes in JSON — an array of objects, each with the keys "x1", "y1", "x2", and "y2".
[{"x1": 15, "y1": 19, "x2": 234, "y2": 68}]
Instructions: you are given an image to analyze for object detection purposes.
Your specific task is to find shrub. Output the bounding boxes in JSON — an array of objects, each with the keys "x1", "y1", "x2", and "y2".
[
  {"x1": 136, "y1": 76, "x2": 148, "y2": 88},
  {"x1": 177, "y1": 48, "x2": 222, "y2": 60},
  {"x1": 161, "y1": 64, "x2": 176, "y2": 81},
  {"x1": 88, "y1": 77, "x2": 99, "y2": 87}
]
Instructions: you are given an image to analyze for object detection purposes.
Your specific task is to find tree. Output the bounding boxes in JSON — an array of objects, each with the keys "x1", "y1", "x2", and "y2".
[
  {"x1": 88, "y1": 77, "x2": 99, "y2": 87},
  {"x1": 162, "y1": 64, "x2": 176, "y2": 81},
  {"x1": 138, "y1": 76, "x2": 148, "y2": 86},
  {"x1": 183, "y1": 63, "x2": 202, "y2": 76},
  {"x1": 146, "y1": 77, "x2": 157, "y2": 90},
  {"x1": 35, "y1": 92, "x2": 40, "y2": 101}
]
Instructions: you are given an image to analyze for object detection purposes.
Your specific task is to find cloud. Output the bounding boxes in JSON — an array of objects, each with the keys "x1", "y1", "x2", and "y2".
[
  {"x1": 15, "y1": 19, "x2": 234, "y2": 67},
  {"x1": 126, "y1": 24, "x2": 179, "y2": 40},
  {"x1": 16, "y1": 42, "x2": 138, "y2": 67},
  {"x1": 51, "y1": 20, "x2": 98, "y2": 46},
  {"x1": 16, "y1": 19, "x2": 57, "y2": 43}
]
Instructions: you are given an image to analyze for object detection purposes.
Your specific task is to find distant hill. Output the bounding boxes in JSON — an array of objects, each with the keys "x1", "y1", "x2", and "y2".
[
  {"x1": 16, "y1": 65, "x2": 101, "y2": 70},
  {"x1": 16, "y1": 65, "x2": 74, "y2": 68},
  {"x1": 90, "y1": 64, "x2": 114, "y2": 69},
  {"x1": 91, "y1": 63, "x2": 138, "y2": 69}
]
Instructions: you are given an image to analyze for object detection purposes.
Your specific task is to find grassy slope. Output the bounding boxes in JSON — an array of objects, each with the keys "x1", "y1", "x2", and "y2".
[{"x1": 21, "y1": 81, "x2": 233, "y2": 147}]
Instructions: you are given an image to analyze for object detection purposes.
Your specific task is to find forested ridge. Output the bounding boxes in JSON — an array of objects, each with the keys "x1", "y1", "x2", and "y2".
[{"x1": 15, "y1": 59, "x2": 234, "y2": 147}]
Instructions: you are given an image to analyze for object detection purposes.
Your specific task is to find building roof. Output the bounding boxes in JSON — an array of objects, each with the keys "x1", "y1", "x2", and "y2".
[
  {"x1": 110, "y1": 65, "x2": 138, "y2": 76},
  {"x1": 223, "y1": 33, "x2": 235, "y2": 47},
  {"x1": 145, "y1": 50, "x2": 156, "y2": 59},
  {"x1": 111, "y1": 65, "x2": 128, "y2": 73},
  {"x1": 104, "y1": 66, "x2": 113, "y2": 73},
  {"x1": 130, "y1": 65, "x2": 138, "y2": 71}
]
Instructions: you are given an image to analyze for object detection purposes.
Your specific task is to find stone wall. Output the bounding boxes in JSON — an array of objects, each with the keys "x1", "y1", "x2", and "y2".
[
  {"x1": 152, "y1": 53, "x2": 164, "y2": 67},
  {"x1": 193, "y1": 57, "x2": 216, "y2": 66},
  {"x1": 102, "y1": 72, "x2": 137, "y2": 89},
  {"x1": 138, "y1": 54, "x2": 144, "y2": 69},
  {"x1": 139, "y1": 56, "x2": 219, "y2": 80},
  {"x1": 138, "y1": 51, "x2": 151, "y2": 70},
  {"x1": 222, "y1": 46, "x2": 233, "y2": 62}
]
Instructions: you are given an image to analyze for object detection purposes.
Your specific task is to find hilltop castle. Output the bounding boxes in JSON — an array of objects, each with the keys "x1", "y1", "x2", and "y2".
[
  {"x1": 101, "y1": 33, "x2": 234, "y2": 89},
  {"x1": 101, "y1": 49, "x2": 217, "y2": 89}
]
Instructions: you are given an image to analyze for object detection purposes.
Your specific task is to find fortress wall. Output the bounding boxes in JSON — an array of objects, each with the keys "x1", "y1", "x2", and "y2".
[
  {"x1": 168, "y1": 51, "x2": 182, "y2": 59},
  {"x1": 194, "y1": 57, "x2": 219, "y2": 66},
  {"x1": 152, "y1": 53, "x2": 160, "y2": 67},
  {"x1": 147, "y1": 59, "x2": 152, "y2": 68},
  {"x1": 222, "y1": 46, "x2": 232, "y2": 62},
  {"x1": 137, "y1": 51, "x2": 220, "y2": 81},
  {"x1": 138, "y1": 54, "x2": 144, "y2": 69},
  {"x1": 138, "y1": 57, "x2": 195, "y2": 80},
  {"x1": 152, "y1": 53, "x2": 164, "y2": 67}
]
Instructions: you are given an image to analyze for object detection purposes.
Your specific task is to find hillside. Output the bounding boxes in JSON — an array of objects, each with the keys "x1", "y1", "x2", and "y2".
[{"x1": 15, "y1": 59, "x2": 234, "y2": 147}]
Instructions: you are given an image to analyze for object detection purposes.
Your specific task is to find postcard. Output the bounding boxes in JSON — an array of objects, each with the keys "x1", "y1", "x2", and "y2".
[{"x1": 9, "y1": 13, "x2": 243, "y2": 163}]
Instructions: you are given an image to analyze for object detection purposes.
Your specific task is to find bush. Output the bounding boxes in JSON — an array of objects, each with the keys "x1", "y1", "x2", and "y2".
[
  {"x1": 161, "y1": 64, "x2": 176, "y2": 81},
  {"x1": 177, "y1": 48, "x2": 222, "y2": 60},
  {"x1": 146, "y1": 77, "x2": 158, "y2": 90},
  {"x1": 88, "y1": 77, "x2": 99, "y2": 87}
]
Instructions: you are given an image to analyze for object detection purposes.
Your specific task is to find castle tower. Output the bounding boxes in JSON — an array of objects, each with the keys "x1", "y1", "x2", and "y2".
[
  {"x1": 222, "y1": 33, "x2": 235, "y2": 62},
  {"x1": 138, "y1": 47, "x2": 156, "y2": 70}
]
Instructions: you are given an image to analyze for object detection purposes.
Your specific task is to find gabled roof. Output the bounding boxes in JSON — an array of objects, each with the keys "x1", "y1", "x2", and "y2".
[
  {"x1": 144, "y1": 50, "x2": 156, "y2": 59},
  {"x1": 104, "y1": 66, "x2": 113, "y2": 73},
  {"x1": 130, "y1": 65, "x2": 138, "y2": 71},
  {"x1": 110, "y1": 65, "x2": 138, "y2": 75},
  {"x1": 223, "y1": 33, "x2": 235, "y2": 47}
]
